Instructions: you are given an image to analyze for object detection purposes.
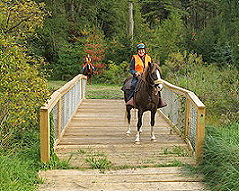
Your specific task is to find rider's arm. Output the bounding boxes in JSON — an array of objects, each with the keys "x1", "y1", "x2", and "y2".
[{"x1": 129, "y1": 57, "x2": 138, "y2": 76}]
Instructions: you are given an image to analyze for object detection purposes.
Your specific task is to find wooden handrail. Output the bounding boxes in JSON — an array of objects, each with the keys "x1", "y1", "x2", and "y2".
[
  {"x1": 40, "y1": 76, "x2": 205, "y2": 164},
  {"x1": 40, "y1": 74, "x2": 87, "y2": 163},
  {"x1": 160, "y1": 80, "x2": 206, "y2": 164}
]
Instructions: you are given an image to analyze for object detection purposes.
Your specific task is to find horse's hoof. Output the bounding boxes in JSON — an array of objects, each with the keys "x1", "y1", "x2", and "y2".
[
  {"x1": 126, "y1": 133, "x2": 131, "y2": 136},
  {"x1": 135, "y1": 141, "x2": 140, "y2": 145},
  {"x1": 151, "y1": 139, "x2": 157, "y2": 142},
  {"x1": 170, "y1": 129, "x2": 173, "y2": 135}
]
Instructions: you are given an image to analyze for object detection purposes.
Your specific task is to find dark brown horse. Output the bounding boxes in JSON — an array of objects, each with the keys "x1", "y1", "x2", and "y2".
[
  {"x1": 122, "y1": 62, "x2": 163, "y2": 143},
  {"x1": 82, "y1": 63, "x2": 94, "y2": 84}
]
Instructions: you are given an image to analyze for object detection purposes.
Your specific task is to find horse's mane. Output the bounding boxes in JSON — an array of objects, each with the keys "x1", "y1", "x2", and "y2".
[{"x1": 142, "y1": 62, "x2": 162, "y2": 81}]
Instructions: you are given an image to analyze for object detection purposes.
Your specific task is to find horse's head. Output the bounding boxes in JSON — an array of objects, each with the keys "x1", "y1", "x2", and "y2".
[{"x1": 143, "y1": 62, "x2": 163, "y2": 90}]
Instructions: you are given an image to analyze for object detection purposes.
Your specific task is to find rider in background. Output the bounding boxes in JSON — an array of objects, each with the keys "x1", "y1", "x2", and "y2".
[
  {"x1": 82, "y1": 54, "x2": 95, "y2": 74},
  {"x1": 126, "y1": 43, "x2": 152, "y2": 106}
]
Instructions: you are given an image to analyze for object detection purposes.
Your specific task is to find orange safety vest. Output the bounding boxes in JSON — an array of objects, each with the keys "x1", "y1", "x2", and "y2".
[
  {"x1": 133, "y1": 54, "x2": 151, "y2": 73},
  {"x1": 85, "y1": 56, "x2": 91, "y2": 63}
]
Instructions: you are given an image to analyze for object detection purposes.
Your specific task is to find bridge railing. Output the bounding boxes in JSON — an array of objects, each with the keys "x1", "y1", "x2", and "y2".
[
  {"x1": 40, "y1": 74, "x2": 87, "y2": 163},
  {"x1": 159, "y1": 80, "x2": 206, "y2": 164}
]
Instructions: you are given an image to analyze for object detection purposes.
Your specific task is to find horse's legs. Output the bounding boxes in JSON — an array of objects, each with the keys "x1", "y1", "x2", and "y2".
[
  {"x1": 150, "y1": 110, "x2": 156, "y2": 141},
  {"x1": 126, "y1": 106, "x2": 131, "y2": 135},
  {"x1": 89, "y1": 75, "x2": 92, "y2": 85},
  {"x1": 135, "y1": 110, "x2": 143, "y2": 143}
]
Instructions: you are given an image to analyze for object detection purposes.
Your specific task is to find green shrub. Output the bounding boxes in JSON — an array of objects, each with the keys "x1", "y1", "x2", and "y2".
[
  {"x1": 51, "y1": 43, "x2": 84, "y2": 80},
  {"x1": 94, "y1": 60, "x2": 129, "y2": 85},
  {"x1": 163, "y1": 51, "x2": 239, "y2": 124},
  {"x1": 0, "y1": 35, "x2": 50, "y2": 148}
]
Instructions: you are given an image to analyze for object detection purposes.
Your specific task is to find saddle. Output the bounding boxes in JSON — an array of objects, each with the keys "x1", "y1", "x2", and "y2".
[{"x1": 121, "y1": 76, "x2": 132, "y2": 91}]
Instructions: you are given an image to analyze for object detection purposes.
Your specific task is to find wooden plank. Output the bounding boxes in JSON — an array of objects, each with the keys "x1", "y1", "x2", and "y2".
[
  {"x1": 196, "y1": 107, "x2": 206, "y2": 164},
  {"x1": 38, "y1": 168, "x2": 208, "y2": 191},
  {"x1": 40, "y1": 108, "x2": 50, "y2": 163},
  {"x1": 40, "y1": 99, "x2": 208, "y2": 191}
]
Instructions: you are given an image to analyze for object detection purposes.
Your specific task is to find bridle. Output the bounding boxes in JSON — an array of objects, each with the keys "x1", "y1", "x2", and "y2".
[{"x1": 147, "y1": 67, "x2": 162, "y2": 88}]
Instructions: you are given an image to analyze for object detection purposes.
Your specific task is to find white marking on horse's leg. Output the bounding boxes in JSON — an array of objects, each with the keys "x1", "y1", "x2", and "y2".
[
  {"x1": 133, "y1": 108, "x2": 137, "y2": 119},
  {"x1": 151, "y1": 126, "x2": 156, "y2": 141},
  {"x1": 135, "y1": 131, "x2": 140, "y2": 143},
  {"x1": 139, "y1": 127, "x2": 142, "y2": 133},
  {"x1": 126, "y1": 123, "x2": 131, "y2": 135}
]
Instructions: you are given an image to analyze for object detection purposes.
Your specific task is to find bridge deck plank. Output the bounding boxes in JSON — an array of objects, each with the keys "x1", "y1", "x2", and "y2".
[{"x1": 39, "y1": 99, "x2": 208, "y2": 191}]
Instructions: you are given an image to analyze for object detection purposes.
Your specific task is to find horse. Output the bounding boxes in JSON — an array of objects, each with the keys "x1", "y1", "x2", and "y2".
[
  {"x1": 122, "y1": 62, "x2": 163, "y2": 143},
  {"x1": 82, "y1": 63, "x2": 94, "y2": 84}
]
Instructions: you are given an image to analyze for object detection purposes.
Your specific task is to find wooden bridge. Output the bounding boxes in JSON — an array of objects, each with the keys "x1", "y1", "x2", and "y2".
[{"x1": 39, "y1": 74, "x2": 207, "y2": 191}]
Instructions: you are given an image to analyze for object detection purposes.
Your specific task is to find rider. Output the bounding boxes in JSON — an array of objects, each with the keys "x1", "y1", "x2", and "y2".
[
  {"x1": 126, "y1": 43, "x2": 152, "y2": 106},
  {"x1": 82, "y1": 54, "x2": 95, "y2": 74}
]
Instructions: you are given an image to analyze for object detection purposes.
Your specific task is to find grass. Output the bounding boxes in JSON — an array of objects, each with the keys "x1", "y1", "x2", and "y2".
[
  {"x1": 0, "y1": 155, "x2": 40, "y2": 191},
  {"x1": 0, "y1": 128, "x2": 73, "y2": 191},
  {"x1": 86, "y1": 84, "x2": 124, "y2": 99},
  {"x1": 163, "y1": 146, "x2": 189, "y2": 157},
  {"x1": 196, "y1": 123, "x2": 239, "y2": 191},
  {"x1": 48, "y1": 81, "x2": 124, "y2": 99},
  {"x1": 86, "y1": 152, "x2": 112, "y2": 172}
]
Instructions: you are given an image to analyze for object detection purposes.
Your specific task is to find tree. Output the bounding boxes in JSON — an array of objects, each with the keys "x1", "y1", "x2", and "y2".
[
  {"x1": 0, "y1": 0, "x2": 50, "y2": 147},
  {"x1": 150, "y1": 11, "x2": 185, "y2": 64},
  {"x1": 84, "y1": 28, "x2": 106, "y2": 74},
  {"x1": 0, "y1": 0, "x2": 46, "y2": 36}
]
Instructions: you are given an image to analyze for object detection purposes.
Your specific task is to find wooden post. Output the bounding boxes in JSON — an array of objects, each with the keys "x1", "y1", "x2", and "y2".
[
  {"x1": 184, "y1": 98, "x2": 190, "y2": 138},
  {"x1": 57, "y1": 98, "x2": 62, "y2": 138},
  {"x1": 40, "y1": 108, "x2": 50, "y2": 163},
  {"x1": 80, "y1": 79, "x2": 83, "y2": 100},
  {"x1": 195, "y1": 107, "x2": 206, "y2": 165}
]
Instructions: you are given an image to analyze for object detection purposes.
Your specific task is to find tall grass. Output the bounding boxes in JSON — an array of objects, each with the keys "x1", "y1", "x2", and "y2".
[
  {"x1": 0, "y1": 155, "x2": 40, "y2": 191},
  {"x1": 0, "y1": 117, "x2": 72, "y2": 190},
  {"x1": 198, "y1": 123, "x2": 239, "y2": 190},
  {"x1": 0, "y1": 129, "x2": 41, "y2": 191}
]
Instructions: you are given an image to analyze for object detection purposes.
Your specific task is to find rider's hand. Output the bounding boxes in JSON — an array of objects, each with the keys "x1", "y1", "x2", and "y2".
[
  {"x1": 158, "y1": 84, "x2": 163, "y2": 91},
  {"x1": 135, "y1": 72, "x2": 140, "y2": 77}
]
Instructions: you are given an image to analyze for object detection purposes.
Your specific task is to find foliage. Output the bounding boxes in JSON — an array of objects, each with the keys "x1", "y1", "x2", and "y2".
[
  {"x1": 86, "y1": 84, "x2": 123, "y2": 99},
  {"x1": 197, "y1": 123, "x2": 239, "y2": 191},
  {"x1": 51, "y1": 43, "x2": 84, "y2": 80},
  {"x1": 31, "y1": 0, "x2": 132, "y2": 80},
  {"x1": 140, "y1": 0, "x2": 185, "y2": 28},
  {"x1": 150, "y1": 11, "x2": 185, "y2": 64},
  {"x1": 83, "y1": 28, "x2": 106, "y2": 74},
  {"x1": 191, "y1": 1, "x2": 239, "y2": 68},
  {"x1": 163, "y1": 51, "x2": 239, "y2": 124},
  {"x1": 0, "y1": 0, "x2": 50, "y2": 148},
  {"x1": 104, "y1": 36, "x2": 133, "y2": 66},
  {"x1": 0, "y1": 36, "x2": 50, "y2": 148},
  {"x1": 98, "y1": 60, "x2": 129, "y2": 85},
  {"x1": 86, "y1": 151, "x2": 112, "y2": 171},
  {"x1": 0, "y1": 0, "x2": 46, "y2": 37}
]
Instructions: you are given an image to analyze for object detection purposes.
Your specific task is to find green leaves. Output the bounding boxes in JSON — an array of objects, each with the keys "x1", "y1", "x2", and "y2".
[
  {"x1": 0, "y1": 1, "x2": 50, "y2": 147},
  {"x1": 0, "y1": 0, "x2": 46, "y2": 36}
]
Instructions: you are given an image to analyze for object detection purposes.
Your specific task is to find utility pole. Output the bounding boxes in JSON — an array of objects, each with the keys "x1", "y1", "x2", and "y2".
[{"x1": 129, "y1": 1, "x2": 134, "y2": 41}]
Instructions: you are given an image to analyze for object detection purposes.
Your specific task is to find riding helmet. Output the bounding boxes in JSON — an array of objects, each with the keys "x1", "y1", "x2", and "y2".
[{"x1": 137, "y1": 43, "x2": 146, "y2": 49}]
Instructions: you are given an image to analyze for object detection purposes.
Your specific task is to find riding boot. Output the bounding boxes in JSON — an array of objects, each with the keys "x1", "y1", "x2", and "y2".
[
  {"x1": 126, "y1": 98, "x2": 135, "y2": 107},
  {"x1": 157, "y1": 92, "x2": 167, "y2": 108},
  {"x1": 126, "y1": 76, "x2": 137, "y2": 107}
]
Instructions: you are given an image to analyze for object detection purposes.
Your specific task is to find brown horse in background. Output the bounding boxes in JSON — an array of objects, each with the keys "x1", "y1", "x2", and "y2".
[
  {"x1": 82, "y1": 63, "x2": 94, "y2": 84},
  {"x1": 122, "y1": 62, "x2": 163, "y2": 143}
]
